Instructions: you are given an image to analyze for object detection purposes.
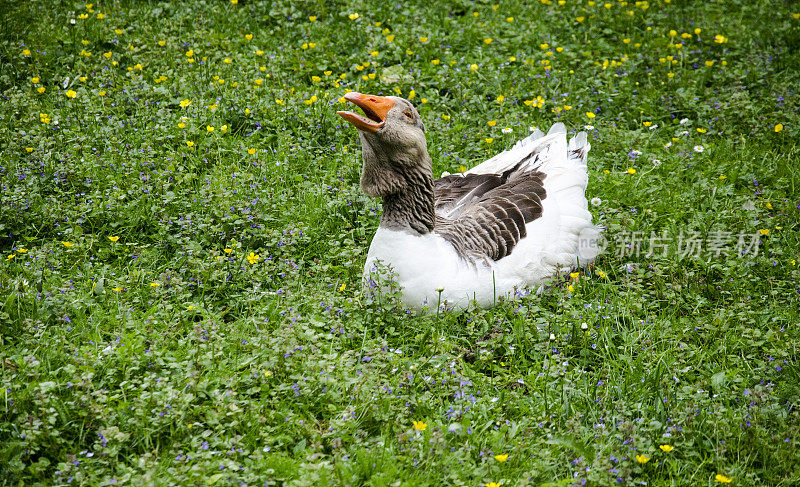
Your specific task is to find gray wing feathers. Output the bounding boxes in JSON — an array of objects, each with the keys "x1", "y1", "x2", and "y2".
[{"x1": 434, "y1": 168, "x2": 547, "y2": 262}]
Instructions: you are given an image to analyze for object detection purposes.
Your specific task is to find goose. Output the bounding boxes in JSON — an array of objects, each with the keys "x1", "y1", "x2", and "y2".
[{"x1": 337, "y1": 92, "x2": 602, "y2": 310}]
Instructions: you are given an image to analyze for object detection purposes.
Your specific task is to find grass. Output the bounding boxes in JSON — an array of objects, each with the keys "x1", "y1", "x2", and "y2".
[{"x1": 1, "y1": 0, "x2": 799, "y2": 485}]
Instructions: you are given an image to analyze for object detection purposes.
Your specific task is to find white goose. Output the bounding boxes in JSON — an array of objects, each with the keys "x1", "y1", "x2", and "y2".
[{"x1": 338, "y1": 92, "x2": 602, "y2": 310}]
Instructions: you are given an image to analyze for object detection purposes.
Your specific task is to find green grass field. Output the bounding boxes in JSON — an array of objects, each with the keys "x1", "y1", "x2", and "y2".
[{"x1": 1, "y1": 0, "x2": 799, "y2": 485}]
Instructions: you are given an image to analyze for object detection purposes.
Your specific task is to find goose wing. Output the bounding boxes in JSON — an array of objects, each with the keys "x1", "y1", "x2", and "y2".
[
  {"x1": 434, "y1": 165, "x2": 547, "y2": 262},
  {"x1": 433, "y1": 123, "x2": 592, "y2": 263}
]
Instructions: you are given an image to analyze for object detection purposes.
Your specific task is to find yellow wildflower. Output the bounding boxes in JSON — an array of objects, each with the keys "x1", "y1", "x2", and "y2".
[
  {"x1": 635, "y1": 454, "x2": 650, "y2": 464},
  {"x1": 586, "y1": 111, "x2": 596, "y2": 119},
  {"x1": 62, "y1": 241, "x2": 74, "y2": 248},
  {"x1": 348, "y1": 13, "x2": 359, "y2": 20},
  {"x1": 774, "y1": 123, "x2": 783, "y2": 132},
  {"x1": 627, "y1": 168, "x2": 636, "y2": 174},
  {"x1": 66, "y1": 90, "x2": 77, "y2": 98},
  {"x1": 494, "y1": 454, "x2": 508, "y2": 462},
  {"x1": 108, "y1": 236, "x2": 120, "y2": 242},
  {"x1": 659, "y1": 445, "x2": 674, "y2": 452},
  {"x1": 247, "y1": 252, "x2": 260, "y2": 264},
  {"x1": 714, "y1": 474, "x2": 732, "y2": 484},
  {"x1": 412, "y1": 421, "x2": 427, "y2": 431}
]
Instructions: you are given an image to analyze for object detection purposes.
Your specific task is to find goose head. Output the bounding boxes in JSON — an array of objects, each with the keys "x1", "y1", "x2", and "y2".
[{"x1": 337, "y1": 92, "x2": 430, "y2": 198}]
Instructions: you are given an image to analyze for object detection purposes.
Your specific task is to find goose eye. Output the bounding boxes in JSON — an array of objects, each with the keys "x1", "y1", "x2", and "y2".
[{"x1": 403, "y1": 111, "x2": 413, "y2": 119}]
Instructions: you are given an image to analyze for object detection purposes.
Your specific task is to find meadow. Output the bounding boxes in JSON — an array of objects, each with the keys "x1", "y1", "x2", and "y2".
[{"x1": 1, "y1": 0, "x2": 799, "y2": 485}]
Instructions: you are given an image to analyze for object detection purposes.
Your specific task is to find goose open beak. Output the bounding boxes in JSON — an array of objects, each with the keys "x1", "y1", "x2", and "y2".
[{"x1": 337, "y1": 92, "x2": 395, "y2": 133}]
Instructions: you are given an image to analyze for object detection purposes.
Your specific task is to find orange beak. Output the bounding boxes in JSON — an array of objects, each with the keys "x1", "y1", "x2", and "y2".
[{"x1": 337, "y1": 92, "x2": 395, "y2": 133}]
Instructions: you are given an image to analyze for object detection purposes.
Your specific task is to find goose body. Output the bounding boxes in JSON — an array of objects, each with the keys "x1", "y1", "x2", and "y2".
[{"x1": 338, "y1": 92, "x2": 601, "y2": 309}]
